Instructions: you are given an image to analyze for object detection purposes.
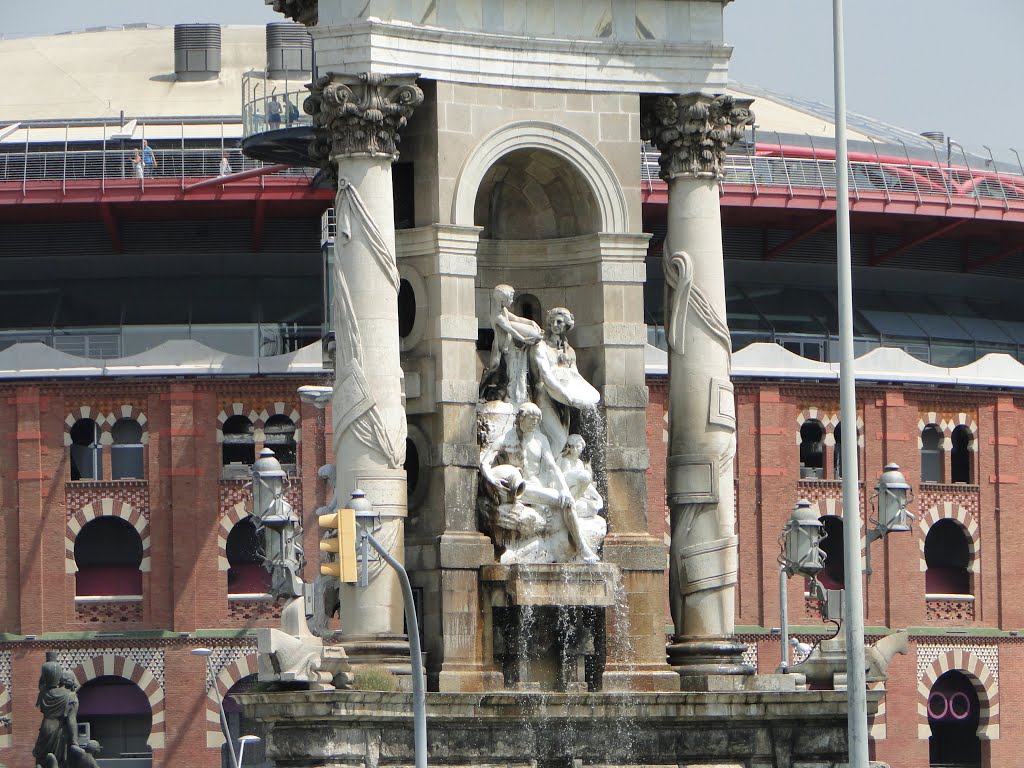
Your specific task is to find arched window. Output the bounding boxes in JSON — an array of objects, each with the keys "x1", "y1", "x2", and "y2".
[
  {"x1": 74, "y1": 517, "x2": 143, "y2": 597},
  {"x1": 77, "y1": 676, "x2": 152, "y2": 763},
  {"x1": 799, "y1": 420, "x2": 825, "y2": 479},
  {"x1": 928, "y1": 670, "x2": 981, "y2": 767},
  {"x1": 925, "y1": 519, "x2": 971, "y2": 595},
  {"x1": 70, "y1": 418, "x2": 102, "y2": 481},
  {"x1": 921, "y1": 424, "x2": 943, "y2": 484},
  {"x1": 111, "y1": 418, "x2": 144, "y2": 480},
  {"x1": 818, "y1": 515, "x2": 845, "y2": 590},
  {"x1": 222, "y1": 415, "x2": 255, "y2": 467},
  {"x1": 226, "y1": 519, "x2": 270, "y2": 596},
  {"x1": 263, "y1": 415, "x2": 296, "y2": 467},
  {"x1": 950, "y1": 425, "x2": 973, "y2": 484}
]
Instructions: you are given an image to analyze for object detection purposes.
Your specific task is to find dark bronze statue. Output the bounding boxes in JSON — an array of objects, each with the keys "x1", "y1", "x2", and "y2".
[{"x1": 31, "y1": 652, "x2": 95, "y2": 768}]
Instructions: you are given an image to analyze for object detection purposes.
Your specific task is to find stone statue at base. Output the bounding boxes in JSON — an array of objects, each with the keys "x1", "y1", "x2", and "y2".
[{"x1": 32, "y1": 654, "x2": 78, "y2": 768}]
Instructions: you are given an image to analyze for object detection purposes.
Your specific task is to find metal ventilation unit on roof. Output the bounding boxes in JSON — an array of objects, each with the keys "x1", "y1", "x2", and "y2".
[
  {"x1": 266, "y1": 22, "x2": 313, "y2": 80},
  {"x1": 174, "y1": 23, "x2": 222, "y2": 81}
]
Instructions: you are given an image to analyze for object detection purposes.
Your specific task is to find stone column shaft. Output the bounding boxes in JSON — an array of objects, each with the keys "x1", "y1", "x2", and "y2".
[
  {"x1": 307, "y1": 72, "x2": 423, "y2": 649},
  {"x1": 642, "y1": 92, "x2": 754, "y2": 678}
]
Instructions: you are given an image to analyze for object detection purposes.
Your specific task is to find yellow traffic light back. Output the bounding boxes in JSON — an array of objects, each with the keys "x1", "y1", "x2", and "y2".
[{"x1": 318, "y1": 507, "x2": 358, "y2": 583}]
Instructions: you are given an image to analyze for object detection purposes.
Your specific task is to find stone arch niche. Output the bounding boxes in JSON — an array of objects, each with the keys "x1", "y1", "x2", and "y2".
[
  {"x1": 473, "y1": 147, "x2": 601, "y2": 240},
  {"x1": 452, "y1": 121, "x2": 628, "y2": 234}
]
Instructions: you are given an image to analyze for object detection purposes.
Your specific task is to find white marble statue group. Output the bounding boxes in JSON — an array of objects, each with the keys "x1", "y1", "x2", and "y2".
[{"x1": 477, "y1": 285, "x2": 607, "y2": 564}]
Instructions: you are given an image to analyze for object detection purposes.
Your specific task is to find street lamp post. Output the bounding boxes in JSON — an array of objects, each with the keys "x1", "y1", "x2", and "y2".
[
  {"x1": 238, "y1": 734, "x2": 262, "y2": 766},
  {"x1": 192, "y1": 647, "x2": 239, "y2": 768}
]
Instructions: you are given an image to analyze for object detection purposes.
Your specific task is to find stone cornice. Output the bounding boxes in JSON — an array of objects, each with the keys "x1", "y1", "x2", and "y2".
[
  {"x1": 311, "y1": 19, "x2": 731, "y2": 94},
  {"x1": 640, "y1": 92, "x2": 754, "y2": 180},
  {"x1": 304, "y1": 72, "x2": 423, "y2": 171},
  {"x1": 265, "y1": 0, "x2": 318, "y2": 26}
]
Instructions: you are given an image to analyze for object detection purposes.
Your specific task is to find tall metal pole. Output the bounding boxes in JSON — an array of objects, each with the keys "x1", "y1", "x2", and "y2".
[
  {"x1": 779, "y1": 565, "x2": 789, "y2": 673},
  {"x1": 833, "y1": 1, "x2": 869, "y2": 765},
  {"x1": 363, "y1": 530, "x2": 428, "y2": 768}
]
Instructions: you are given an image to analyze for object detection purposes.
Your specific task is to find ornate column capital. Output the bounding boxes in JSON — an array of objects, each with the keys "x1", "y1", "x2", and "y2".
[
  {"x1": 304, "y1": 72, "x2": 424, "y2": 172},
  {"x1": 640, "y1": 93, "x2": 754, "y2": 181},
  {"x1": 265, "y1": 0, "x2": 318, "y2": 26}
]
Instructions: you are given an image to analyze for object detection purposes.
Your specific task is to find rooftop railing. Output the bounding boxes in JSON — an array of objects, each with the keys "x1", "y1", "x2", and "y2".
[
  {"x1": 642, "y1": 141, "x2": 1024, "y2": 209},
  {"x1": 6, "y1": 120, "x2": 1024, "y2": 211},
  {"x1": 0, "y1": 146, "x2": 313, "y2": 190}
]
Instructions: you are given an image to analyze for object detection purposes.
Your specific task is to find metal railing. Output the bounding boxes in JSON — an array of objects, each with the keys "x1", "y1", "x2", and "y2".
[
  {"x1": 641, "y1": 142, "x2": 1024, "y2": 208},
  {"x1": 0, "y1": 146, "x2": 312, "y2": 188},
  {"x1": 242, "y1": 89, "x2": 312, "y2": 137}
]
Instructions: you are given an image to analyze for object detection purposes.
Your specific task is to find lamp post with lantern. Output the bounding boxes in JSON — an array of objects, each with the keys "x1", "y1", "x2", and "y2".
[{"x1": 778, "y1": 499, "x2": 826, "y2": 673}]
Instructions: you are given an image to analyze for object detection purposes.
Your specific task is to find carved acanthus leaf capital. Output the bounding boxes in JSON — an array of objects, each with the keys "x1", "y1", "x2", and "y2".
[
  {"x1": 304, "y1": 72, "x2": 423, "y2": 172},
  {"x1": 265, "y1": 0, "x2": 318, "y2": 26},
  {"x1": 641, "y1": 93, "x2": 754, "y2": 181}
]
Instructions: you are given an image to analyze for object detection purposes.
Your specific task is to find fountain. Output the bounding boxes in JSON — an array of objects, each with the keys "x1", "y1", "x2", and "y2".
[{"x1": 234, "y1": 1, "x2": 876, "y2": 765}]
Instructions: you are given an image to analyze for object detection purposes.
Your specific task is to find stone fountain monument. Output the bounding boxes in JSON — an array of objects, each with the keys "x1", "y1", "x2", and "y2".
[{"x1": 237, "y1": 0, "x2": 875, "y2": 764}]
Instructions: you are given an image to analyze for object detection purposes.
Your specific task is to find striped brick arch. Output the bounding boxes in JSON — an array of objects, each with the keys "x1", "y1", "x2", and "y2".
[
  {"x1": 917, "y1": 649, "x2": 998, "y2": 740},
  {"x1": 0, "y1": 683, "x2": 10, "y2": 748},
  {"x1": 70, "y1": 654, "x2": 165, "y2": 749},
  {"x1": 216, "y1": 402, "x2": 302, "y2": 444},
  {"x1": 205, "y1": 654, "x2": 258, "y2": 747},
  {"x1": 64, "y1": 405, "x2": 149, "y2": 447},
  {"x1": 66, "y1": 498, "x2": 152, "y2": 573},
  {"x1": 795, "y1": 407, "x2": 865, "y2": 448},
  {"x1": 918, "y1": 503, "x2": 980, "y2": 574},
  {"x1": 218, "y1": 501, "x2": 251, "y2": 571},
  {"x1": 916, "y1": 411, "x2": 978, "y2": 451}
]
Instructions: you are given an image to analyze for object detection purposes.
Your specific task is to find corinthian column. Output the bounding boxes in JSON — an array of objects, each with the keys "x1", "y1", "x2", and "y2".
[
  {"x1": 305, "y1": 72, "x2": 423, "y2": 662},
  {"x1": 641, "y1": 93, "x2": 754, "y2": 678}
]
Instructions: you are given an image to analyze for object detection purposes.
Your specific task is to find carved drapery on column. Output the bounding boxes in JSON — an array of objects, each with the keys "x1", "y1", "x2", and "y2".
[
  {"x1": 641, "y1": 92, "x2": 754, "y2": 678},
  {"x1": 265, "y1": 0, "x2": 318, "y2": 26},
  {"x1": 305, "y1": 72, "x2": 424, "y2": 180},
  {"x1": 640, "y1": 93, "x2": 754, "y2": 180}
]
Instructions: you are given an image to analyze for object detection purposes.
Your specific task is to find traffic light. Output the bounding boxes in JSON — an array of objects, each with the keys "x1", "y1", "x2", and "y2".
[{"x1": 318, "y1": 507, "x2": 358, "y2": 583}]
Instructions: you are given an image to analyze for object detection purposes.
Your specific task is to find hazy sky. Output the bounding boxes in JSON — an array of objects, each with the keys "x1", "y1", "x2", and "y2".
[{"x1": 3, "y1": 1, "x2": 1019, "y2": 161}]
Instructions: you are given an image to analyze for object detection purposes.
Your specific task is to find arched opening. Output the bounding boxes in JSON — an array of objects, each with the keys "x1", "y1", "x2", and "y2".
[
  {"x1": 921, "y1": 424, "x2": 944, "y2": 484},
  {"x1": 928, "y1": 670, "x2": 982, "y2": 767},
  {"x1": 405, "y1": 438, "x2": 420, "y2": 500},
  {"x1": 799, "y1": 419, "x2": 825, "y2": 479},
  {"x1": 398, "y1": 278, "x2": 416, "y2": 338},
  {"x1": 74, "y1": 517, "x2": 143, "y2": 597},
  {"x1": 473, "y1": 148, "x2": 600, "y2": 240},
  {"x1": 111, "y1": 418, "x2": 145, "y2": 480},
  {"x1": 513, "y1": 292, "x2": 543, "y2": 326},
  {"x1": 263, "y1": 415, "x2": 296, "y2": 467},
  {"x1": 70, "y1": 418, "x2": 102, "y2": 481},
  {"x1": 227, "y1": 519, "x2": 270, "y2": 596},
  {"x1": 818, "y1": 515, "x2": 845, "y2": 590},
  {"x1": 950, "y1": 425, "x2": 973, "y2": 484},
  {"x1": 222, "y1": 415, "x2": 255, "y2": 467},
  {"x1": 223, "y1": 675, "x2": 268, "y2": 768},
  {"x1": 925, "y1": 519, "x2": 972, "y2": 595},
  {"x1": 77, "y1": 675, "x2": 153, "y2": 764}
]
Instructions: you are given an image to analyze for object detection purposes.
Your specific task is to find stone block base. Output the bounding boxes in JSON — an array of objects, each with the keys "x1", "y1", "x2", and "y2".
[{"x1": 237, "y1": 688, "x2": 876, "y2": 767}]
